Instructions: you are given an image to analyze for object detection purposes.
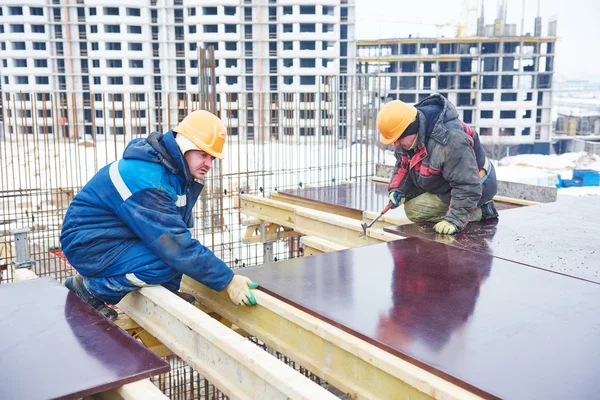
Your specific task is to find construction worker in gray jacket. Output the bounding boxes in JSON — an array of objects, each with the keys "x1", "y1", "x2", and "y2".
[{"x1": 377, "y1": 94, "x2": 498, "y2": 234}]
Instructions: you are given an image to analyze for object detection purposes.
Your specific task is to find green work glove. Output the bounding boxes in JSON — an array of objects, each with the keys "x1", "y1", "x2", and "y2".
[
  {"x1": 226, "y1": 275, "x2": 259, "y2": 306},
  {"x1": 433, "y1": 220, "x2": 458, "y2": 235},
  {"x1": 388, "y1": 190, "x2": 406, "y2": 209}
]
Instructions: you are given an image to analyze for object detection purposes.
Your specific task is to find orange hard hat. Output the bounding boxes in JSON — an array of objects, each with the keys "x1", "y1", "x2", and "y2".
[
  {"x1": 376, "y1": 100, "x2": 418, "y2": 145},
  {"x1": 173, "y1": 110, "x2": 226, "y2": 159}
]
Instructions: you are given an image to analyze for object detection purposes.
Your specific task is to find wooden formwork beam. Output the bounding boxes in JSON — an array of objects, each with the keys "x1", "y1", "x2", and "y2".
[
  {"x1": 182, "y1": 277, "x2": 482, "y2": 400},
  {"x1": 300, "y1": 236, "x2": 349, "y2": 255},
  {"x1": 242, "y1": 223, "x2": 301, "y2": 245},
  {"x1": 86, "y1": 379, "x2": 167, "y2": 400},
  {"x1": 241, "y1": 194, "x2": 400, "y2": 247},
  {"x1": 271, "y1": 191, "x2": 363, "y2": 220},
  {"x1": 241, "y1": 195, "x2": 296, "y2": 228},
  {"x1": 117, "y1": 285, "x2": 337, "y2": 400}
]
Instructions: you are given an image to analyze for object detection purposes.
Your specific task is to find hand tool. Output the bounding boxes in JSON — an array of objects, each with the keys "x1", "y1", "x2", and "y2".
[{"x1": 359, "y1": 203, "x2": 393, "y2": 237}]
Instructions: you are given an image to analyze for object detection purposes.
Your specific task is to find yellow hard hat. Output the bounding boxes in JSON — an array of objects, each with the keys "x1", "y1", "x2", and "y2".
[
  {"x1": 173, "y1": 110, "x2": 226, "y2": 159},
  {"x1": 376, "y1": 100, "x2": 418, "y2": 145}
]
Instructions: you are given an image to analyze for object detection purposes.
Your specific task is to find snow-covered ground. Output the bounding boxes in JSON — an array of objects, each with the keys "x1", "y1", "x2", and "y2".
[{"x1": 495, "y1": 152, "x2": 600, "y2": 197}]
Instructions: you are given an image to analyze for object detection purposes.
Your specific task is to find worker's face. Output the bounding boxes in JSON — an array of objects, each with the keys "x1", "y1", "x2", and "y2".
[
  {"x1": 396, "y1": 133, "x2": 418, "y2": 150},
  {"x1": 184, "y1": 150, "x2": 215, "y2": 180}
]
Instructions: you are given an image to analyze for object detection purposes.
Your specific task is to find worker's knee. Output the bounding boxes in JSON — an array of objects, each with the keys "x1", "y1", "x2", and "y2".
[
  {"x1": 83, "y1": 275, "x2": 140, "y2": 305},
  {"x1": 404, "y1": 193, "x2": 448, "y2": 223}
]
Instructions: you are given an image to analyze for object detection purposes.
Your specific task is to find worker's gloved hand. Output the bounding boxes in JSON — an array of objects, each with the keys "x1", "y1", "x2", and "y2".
[
  {"x1": 433, "y1": 220, "x2": 458, "y2": 235},
  {"x1": 226, "y1": 275, "x2": 259, "y2": 306},
  {"x1": 388, "y1": 190, "x2": 406, "y2": 209}
]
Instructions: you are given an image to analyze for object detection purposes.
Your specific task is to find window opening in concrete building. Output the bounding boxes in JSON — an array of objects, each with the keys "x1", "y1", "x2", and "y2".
[
  {"x1": 224, "y1": 6, "x2": 236, "y2": 15},
  {"x1": 322, "y1": 6, "x2": 334, "y2": 15},
  {"x1": 440, "y1": 43, "x2": 458, "y2": 54},
  {"x1": 501, "y1": 75, "x2": 515, "y2": 89},
  {"x1": 481, "y1": 76, "x2": 498, "y2": 89},
  {"x1": 463, "y1": 109, "x2": 473, "y2": 123},
  {"x1": 300, "y1": 59, "x2": 315, "y2": 68},
  {"x1": 104, "y1": 7, "x2": 119, "y2": 16},
  {"x1": 482, "y1": 57, "x2": 498, "y2": 72},
  {"x1": 9, "y1": 6, "x2": 23, "y2": 15},
  {"x1": 300, "y1": 41, "x2": 316, "y2": 50},
  {"x1": 127, "y1": 8, "x2": 141, "y2": 16},
  {"x1": 480, "y1": 110, "x2": 493, "y2": 119},
  {"x1": 501, "y1": 93, "x2": 517, "y2": 101},
  {"x1": 439, "y1": 61, "x2": 456, "y2": 72},
  {"x1": 457, "y1": 93, "x2": 471, "y2": 106},
  {"x1": 502, "y1": 57, "x2": 517, "y2": 72},
  {"x1": 401, "y1": 62, "x2": 416, "y2": 73},
  {"x1": 438, "y1": 76, "x2": 453, "y2": 90},
  {"x1": 500, "y1": 110, "x2": 516, "y2": 119},
  {"x1": 522, "y1": 58, "x2": 535, "y2": 72},
  {"x1": 480, "y1": 127, "x2": 493, "y2": 136},
  {"x1": 423, "y1": 61, "x2": 435, "y2": 73},
  {"x1": 522, "y1": 127, "x2": 531, "y2": 136},
  {"x1": 300, "y1": 23, "x2": 316, "y2": 33},
  {"x1": 481, "y1": 42, "x2": 498, "y2": 54},
  {"x1": 499, "y1": 128, "x2": 515, "y2": 136},
  {"x1": 458, "y1": 76, "x2": 472, "y2": 89},
  {"x1": 401, "y1": 43, "x2": 417, "y2": 54},
  {"x1": 300, "y1": 5, "x2": 316, "y2": 14},
  {"x1": 503, "y1": 42, "x2": 519, "y2": 53},
  {"x1": 537, "y1": 74, "x2": 551, "y2": 89},
  {"x1": 107, "y1": 59, "x2": 122, "y2": 68},
  {"x1": 480, "y1": 91, "x2": 493, "y2": 103},
  {"x1": 420, "y1": 43, "x2": 437, "y2": 56}
]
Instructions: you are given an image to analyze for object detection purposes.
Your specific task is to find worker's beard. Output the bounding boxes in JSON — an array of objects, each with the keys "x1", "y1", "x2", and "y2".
[{"x1": 408, "y1": 135, "x2": 419, "y2": 150}]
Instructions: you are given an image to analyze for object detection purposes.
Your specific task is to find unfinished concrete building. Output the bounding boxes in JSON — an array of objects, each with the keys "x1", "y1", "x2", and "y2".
[{"x1": 357, "y1": 11, "x2": 557, "y2": 155}]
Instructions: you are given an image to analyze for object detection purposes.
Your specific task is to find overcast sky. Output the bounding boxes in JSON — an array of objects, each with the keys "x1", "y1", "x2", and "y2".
[{"x1": 355, "y1": 0, "x2": 600, "y2": 82}]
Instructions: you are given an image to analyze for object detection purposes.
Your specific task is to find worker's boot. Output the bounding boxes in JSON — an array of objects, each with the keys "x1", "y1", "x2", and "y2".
[
  {"x1": 480, "y1": 200, "x2": 499, "y2": 220},
  {"x1": 65, "y1": 274, "x2": 119, "y2": 321},
  {"x1": 174, "y1": 291, "x2": 196, "y2": 305}
]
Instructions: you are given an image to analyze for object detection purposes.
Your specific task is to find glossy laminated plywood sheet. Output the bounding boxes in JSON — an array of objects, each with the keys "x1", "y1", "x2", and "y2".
[
  {"x1": 279, "y1": 180, "x2": 518, "y2": 215},
  {"x1": 384, "y1": 196, "x2": 600, "y2": 283},
  {"x1": 0, "y1": 277, "x2": 169, "y2": 400},
  {"x1": 241, "y1": 238, "x2": 600, "y2": 399},
  {"x1": 278, "y1": 181, "x2": 391, "y2": 213}
]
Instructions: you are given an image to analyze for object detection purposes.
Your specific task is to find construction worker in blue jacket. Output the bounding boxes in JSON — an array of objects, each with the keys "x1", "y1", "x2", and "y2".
[
  {"x1": 377, "y1": 94, "x2": 498, "y2": 234},
  {"x1": 61, "y1": 110, "x2": 258, "y2": 320}
]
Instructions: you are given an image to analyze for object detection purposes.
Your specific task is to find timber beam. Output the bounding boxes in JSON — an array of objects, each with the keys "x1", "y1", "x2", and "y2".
[
  {"x1": 241, "y1": 194, "x2": 401, "y2": 247},
  {"x1": 300, "y1": 236, "x2": 348, "y2": 255},
  {"x1": 182, "y1": 277, "x2": 482, "y2": 400},
  {"x1": 117, "y1": 285, "x2": 338, "y2": 400}
]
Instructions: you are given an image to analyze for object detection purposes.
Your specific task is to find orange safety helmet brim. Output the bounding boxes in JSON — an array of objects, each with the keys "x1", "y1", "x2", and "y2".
[
  {"x1": 173, "y1": 110, "x2": 226, "y2": 160},
  {"x1": 377, "y1": 100, "x2": 418, "y2": 145}
]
